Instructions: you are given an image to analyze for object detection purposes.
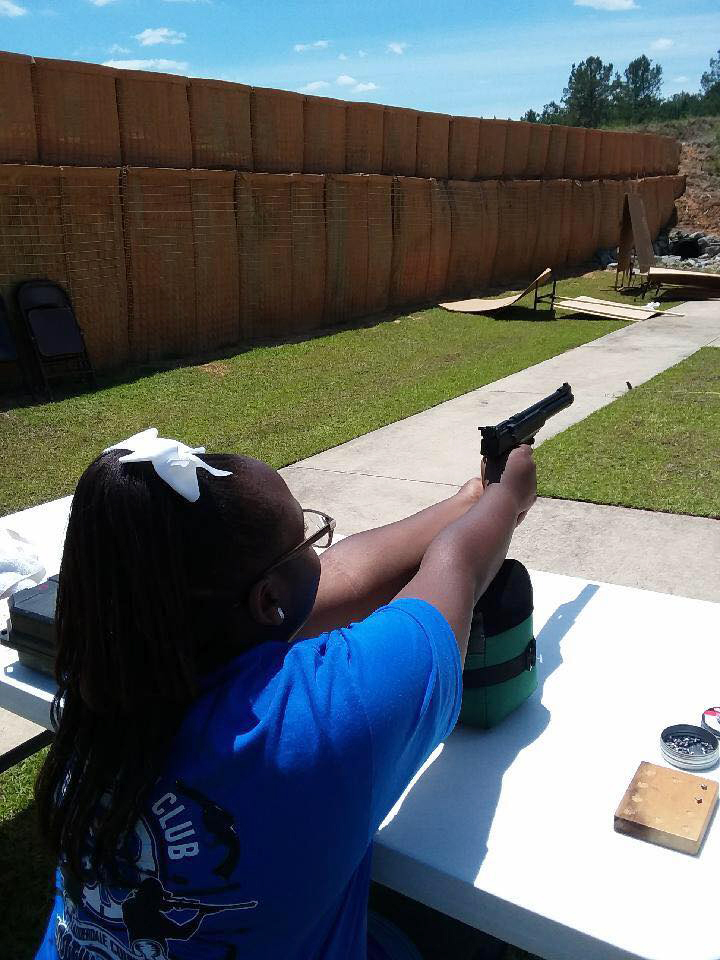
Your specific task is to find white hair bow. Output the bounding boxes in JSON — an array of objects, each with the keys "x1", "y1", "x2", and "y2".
[{"x1": 104, "y1": 428, "x2": 232, "y2": 503}]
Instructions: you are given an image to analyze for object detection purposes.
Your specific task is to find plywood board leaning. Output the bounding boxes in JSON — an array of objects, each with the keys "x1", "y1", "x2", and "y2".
[
  {"x1": 614, "y1": 761, "x2": 718, "y2": 855},
  {"x1": 188, "y1": 78, "x2": 252, "y2": 170},
  {"x1": 0, "y1": 51, "x2": 38, "y2": 164},
  {"x1": 439, "y1": 268, "x2": 552, "y2": 313},
  {"x1": 33, "y1": 58, "x2": 121, "y2": 166}
]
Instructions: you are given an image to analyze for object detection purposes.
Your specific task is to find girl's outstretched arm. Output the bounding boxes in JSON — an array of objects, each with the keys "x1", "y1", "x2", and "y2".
[{"x1": 301, "y1": 477, "x2": 484, "y2": 635}]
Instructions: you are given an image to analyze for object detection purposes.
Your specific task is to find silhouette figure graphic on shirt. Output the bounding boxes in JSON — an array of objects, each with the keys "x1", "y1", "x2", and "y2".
[{"x1": 121, "y1": 877, "x2": 257, "y2": 958}]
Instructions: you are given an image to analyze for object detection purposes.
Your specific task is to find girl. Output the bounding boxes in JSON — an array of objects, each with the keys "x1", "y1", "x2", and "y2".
[{"x1": 34, "y1": 428, "x2": 536, "y2": 960}]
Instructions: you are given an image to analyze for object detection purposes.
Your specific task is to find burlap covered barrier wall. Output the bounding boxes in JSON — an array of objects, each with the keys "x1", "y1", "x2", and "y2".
[
  {"x1": 237, "y1": 173, "x2": 325, "y2": 336},
  {"x1": 0, "y1": 165, "x2": 128, "y2": 373},
  {"x1": 583, "y1": 129, "x2": 601, "y2": 179},
  {"x1": 477, "y1": 120, "x2": 508, "y2": 178},
  {"x1": 389, "y1": 177, "x2": 451, "y2": 304},
  {"x1": 390, "y1": 178, "x2": 432, "y2": 305},
  {"x1": 325, "y1": 174, "x2": 392, "y2": 321},
  {"x1": 250, "y1": 88, "x2": 304, "y2": 174},
  {"x1": 568, "y1": 179, "x2": 601, "y2": 264},
  {"x1": 448, "y1": 117, "x2": 479, "y2": 180},
  {"x1": 564, "y1": 127, "x2": 586, "y2": 179},
  {"x1": 526, "y1": 125, "x2": 551, "y2": 178},
  {"x1": 190, "y1": 170, "x2": 241, "y2": 351},
  {"x1": 447, "y1": 180, "x2": 498, "y2": 293},
  {"x1": 493, "y1": 181, "x2": 534, "y2": 284},
  {"x1": 304, "y1": 96, "x2": 346, "y2": 174},
  {"x1": 0, "y1": 52, "x2": 37, "y2": 164},
  {"x1": 0, "y1": 50, "x2": 682, "y2": 179},
  {"x1": 503, "y1": 121, "x2": 531, "y2": 179},
  {"x1": 33, "y1": 59, "x2": 121, "y2": 166},
  {"x1": 416, "y1": 112, "x2": 449, "y2": 180},
  {"x1": 117, "y1": 71, "x2": 192, "y2": 168},
  {"x1": 598, "y1": 179, "x2": 623, "y2": 248},
  {"x1": 345, "y1": 102, "x2": 384, "y2": 174},
  {"x1": 188, "y1": 79, "x2": 252, "y2": 171},
  {"x1": 123, "y1": 168, "x2": 242, "y2": 358},
  {"x1": 122, "y1": 168, "x2": 196, "y2": 359},
  {"x1": 544, "y1": 126, "x2": 568, "y2": 179},
  {"x1": 383, "y1": 107, "x2": 418, "y2": 177},
  {"x1": 534, "y1": 179, "x2": 573, "y2": 270}
]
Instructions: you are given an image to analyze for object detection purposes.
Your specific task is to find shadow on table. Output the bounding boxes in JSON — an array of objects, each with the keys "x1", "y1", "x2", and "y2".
[{"x1": 376, "y1": 582, "x2": 599, "y2": 892}]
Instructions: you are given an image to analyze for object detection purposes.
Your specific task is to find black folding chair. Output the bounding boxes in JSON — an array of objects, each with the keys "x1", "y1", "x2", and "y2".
[
  {"x1": 0, "y1": 293, "x2": 18, "y2": 363},
  {"x1": 15, "y1": 280, "x2": 95, "y2": 398}
]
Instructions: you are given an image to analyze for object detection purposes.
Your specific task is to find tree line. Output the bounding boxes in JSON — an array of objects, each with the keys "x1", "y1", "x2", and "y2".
[{"x1": 521, "y1": 50, "x2": 720, "y2": 128}]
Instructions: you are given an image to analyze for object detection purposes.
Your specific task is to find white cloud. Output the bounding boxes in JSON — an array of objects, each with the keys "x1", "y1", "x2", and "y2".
[
  {"x1": 88, "y1": 0, "x2": 117, "y2": 5},
  {"x1": 651, "y1": 37, "x2": 673, "y2": 51},
  {"x1": 293, "y1": 40, "x2": 329, "y2": 52},
  {"x1": 108, "y1": 43, "x2": 131, "y2": 54},
  {"x1": 136, "y1": 27, "x2": 186, "y2": 46},
  {"x1": 336, "y1": 74, "x2": 357, "y2": 86},
  {"x1": 103, "y1": 58, "x2": 189, "y2": 72},
  {"x1": 387, "y1": 41, "x2": 408, "y2": 55},
  {"x1": 338, "y1": 53, "x2": 348, "y2": 61},
  {"x1": 302, "y1": 80, "x2": 330, "y2": 92},
  {"x1": 358, "y1": 49, "x2": 367, "y2": 58},
  {"x1": 0, "y1": 0, "x2": 27, "y2": 14},
  {"x1": 353, "y1": 81, "x2": 378, "y2": 92},
  {"x1": 672, "y1": 75, "x2": 689, "y2": 83},
  {"x1": 573, "y1": 0, "x2": 637, "y2": 9}
]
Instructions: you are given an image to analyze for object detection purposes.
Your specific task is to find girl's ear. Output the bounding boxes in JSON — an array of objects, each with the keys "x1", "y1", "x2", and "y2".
[{"x1": 247, "y1": 577, "x2": 286, "y2": 627}]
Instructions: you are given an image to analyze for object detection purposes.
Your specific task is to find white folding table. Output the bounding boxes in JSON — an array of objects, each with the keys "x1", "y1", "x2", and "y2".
[{"x1": 2, "y1": 498, "x2": 720, "y2": 960}]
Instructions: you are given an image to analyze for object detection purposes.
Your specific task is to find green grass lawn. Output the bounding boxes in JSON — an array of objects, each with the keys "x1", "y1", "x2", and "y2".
[
  {"x1": 0, "y1": 271, "x2": 632, "y2": 518},
  {"x1": 536, "y1": 347, "x2": 720, "y2": 517}
]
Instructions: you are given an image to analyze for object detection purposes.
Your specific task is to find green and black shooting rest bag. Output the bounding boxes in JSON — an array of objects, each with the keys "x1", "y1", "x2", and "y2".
[{"x1": 460, "y1": 559, "x2": 536, "y2": 729}]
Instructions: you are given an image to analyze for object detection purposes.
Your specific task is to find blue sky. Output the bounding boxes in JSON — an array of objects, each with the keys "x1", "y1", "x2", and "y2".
[{"x1": 1, "y1": 0, "x2": 718, "y2": 119}]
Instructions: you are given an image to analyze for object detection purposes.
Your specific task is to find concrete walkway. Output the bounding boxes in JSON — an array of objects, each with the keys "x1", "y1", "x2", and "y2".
[{"x1": 281, "y1": 298, "x2": 720, "y2": 602}]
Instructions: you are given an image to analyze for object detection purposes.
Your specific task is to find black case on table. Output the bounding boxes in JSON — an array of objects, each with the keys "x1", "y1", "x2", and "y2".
[{"x1": 1, "y1": 576, "x2": 58, "y2": 676}]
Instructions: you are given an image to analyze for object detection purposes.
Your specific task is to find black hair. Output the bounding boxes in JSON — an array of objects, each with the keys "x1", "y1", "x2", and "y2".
[{"x1": 35, "y1": 449, "x2": 284, "y2": 882}]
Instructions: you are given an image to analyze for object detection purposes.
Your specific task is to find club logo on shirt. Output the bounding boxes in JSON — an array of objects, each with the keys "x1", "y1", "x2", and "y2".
[{"x1": 55, "y1": 784, "x2": 258, "y2": 960}]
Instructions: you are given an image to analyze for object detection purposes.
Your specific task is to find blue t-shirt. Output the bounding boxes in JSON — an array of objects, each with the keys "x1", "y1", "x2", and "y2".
[{"x1": 36, "y1": 598, "x2": 461, "y2": 960}]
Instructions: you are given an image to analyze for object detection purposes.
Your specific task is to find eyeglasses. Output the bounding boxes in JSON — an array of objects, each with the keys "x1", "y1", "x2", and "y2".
[{"x1": 259, "y1": 508, "x2": 336, "y2": 579}]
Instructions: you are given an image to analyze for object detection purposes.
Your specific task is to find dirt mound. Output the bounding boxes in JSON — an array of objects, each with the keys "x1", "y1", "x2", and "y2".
[{"x1": 676, "y1": 136, "x2": 720, "y2": 234}]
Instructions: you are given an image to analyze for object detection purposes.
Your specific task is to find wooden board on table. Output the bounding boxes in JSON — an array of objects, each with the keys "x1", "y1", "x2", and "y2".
[
  {"x1": 648, "y1": 267, "x2": 720, "y2": 292},
  {"x1": 614, "y1": 761, "x2": 718, "y2": 855}
]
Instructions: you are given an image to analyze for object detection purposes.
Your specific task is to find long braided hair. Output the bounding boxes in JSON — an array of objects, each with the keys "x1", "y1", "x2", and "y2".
[{"x1": 35, "y1": 449, "x2": 282, "y2": 882}]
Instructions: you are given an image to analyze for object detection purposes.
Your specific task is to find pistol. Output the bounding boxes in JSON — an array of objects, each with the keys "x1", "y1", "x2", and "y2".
[{"x1": 479, "y1": 383, "x2": 574, "y2": 482}]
